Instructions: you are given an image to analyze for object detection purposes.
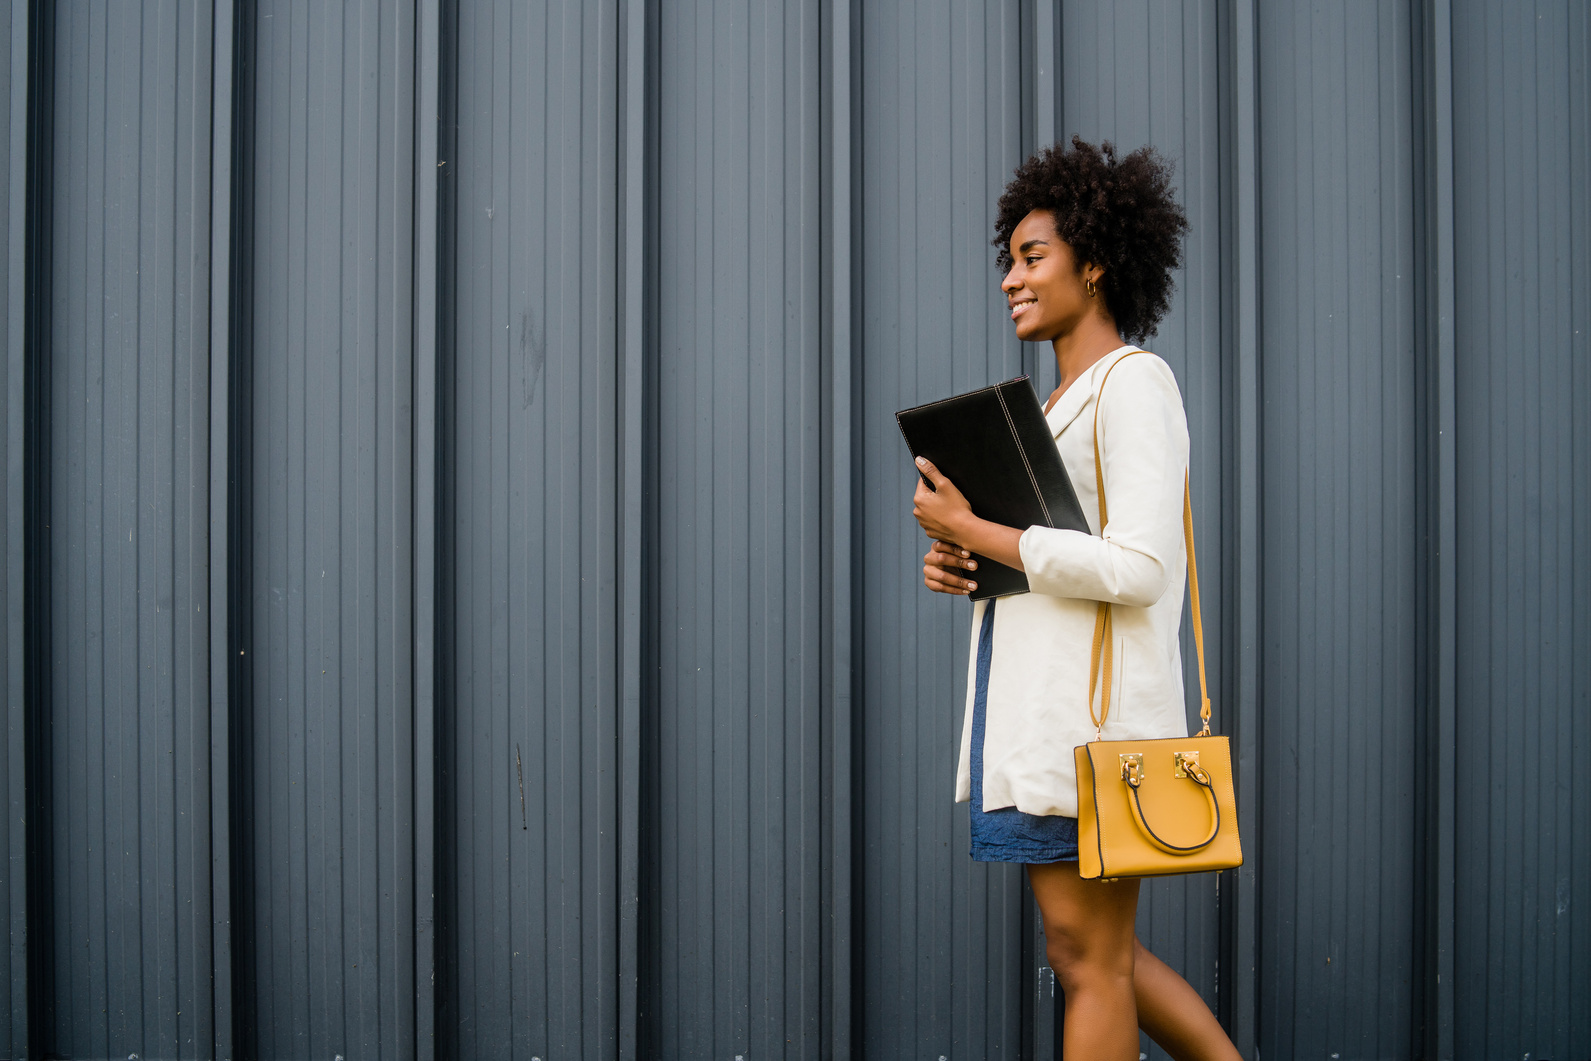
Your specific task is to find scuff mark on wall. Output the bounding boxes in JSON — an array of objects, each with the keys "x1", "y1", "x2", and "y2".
[{"x1": 519, "y1": 306, "x2": 546, "y2": 410}]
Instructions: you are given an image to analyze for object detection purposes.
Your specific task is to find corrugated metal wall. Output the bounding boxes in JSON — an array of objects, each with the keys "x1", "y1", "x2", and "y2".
[
  {"x1": 648, "y1": 1, "x2": 828, "y2": 1057},
  {"x1": 856, "y1": 2, "x2": 1028, "y2": 1058},
  {"x1": 1257, "y1": 3, "x2": 1422, "y2": 1056},
  {"x1": 1450, "y1": 3, "x2": 1591, "y2": 1057},
  {"x1": 441, "y1": 1, "x2": 623, "y2": 1056},
  {"x1": 235, "y1": 2, "x2": 418, "y2": 1054},
  {"x1": 37, "y1": 2, "x2": 218, "y2": 1056},
  {"x1": 1, "y1": 1, "x2": 26, "y2": 1054},
  {"x1": 1, "y1": 1, "x2": 1586, "y2": 1059}
]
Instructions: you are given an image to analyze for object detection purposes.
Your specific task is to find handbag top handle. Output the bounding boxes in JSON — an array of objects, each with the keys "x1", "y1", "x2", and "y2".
[{"x1": 1085, "y1": 351, "x2": 1213, "y2": 738}]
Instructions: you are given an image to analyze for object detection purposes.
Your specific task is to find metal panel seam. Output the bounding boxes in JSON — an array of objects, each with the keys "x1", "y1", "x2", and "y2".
[
  {"x1": 1024, "y1": 3, "x2": 1059, "y2": 1054},
  {"x1": 207, "y1": 0, "x2": 240, "y2": 1056},
  {"x1": 1423, "y1": 2, "x2": 1458, "y2": 1056},
  {"x1": 5, "y1": 1, "x2": 31, "y2": 1054},
  {"x1": 618, "y1": 1, "x2": 648, "y2": 1058},
  {"x1": 21, "y1": 0, "x2": 51, "y2": 1053},
  {"x1": 825, "y1": 0, "x2": 856, "y2": 1056},
  {"x1": 412, "y1": 0, "x2": 443, "y2": 1056},
  {"x1": 1224, "y1": 0, "x2": 1262, "y2": 1052}
]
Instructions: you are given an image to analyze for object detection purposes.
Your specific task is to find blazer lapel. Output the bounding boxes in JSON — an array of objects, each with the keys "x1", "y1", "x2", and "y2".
[{"x1": 1046, "y1": 346, "x2": 1138, "y2": 438}]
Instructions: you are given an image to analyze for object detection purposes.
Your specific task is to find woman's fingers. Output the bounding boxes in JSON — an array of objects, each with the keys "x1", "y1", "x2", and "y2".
[
  {"x1": 924, "y1": 562, "x2": 975, "y2": 594},
  {"x1": 911, "y1": 458, "x2": 973, "y2": 544},
  {"x1": 930, "y1": 540, "x2": 976, "y2": 568},
  {"x1": 914, "y1": 455, "x2": 949, "y2": 490},
  {"x1": 923, "y1": 545, "x2": 978, "y2": 594}
]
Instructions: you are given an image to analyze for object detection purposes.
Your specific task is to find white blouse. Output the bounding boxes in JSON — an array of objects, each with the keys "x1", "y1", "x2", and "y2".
[{"x1": 955, "y1": 345, "x2": 1192, "y2": 818}]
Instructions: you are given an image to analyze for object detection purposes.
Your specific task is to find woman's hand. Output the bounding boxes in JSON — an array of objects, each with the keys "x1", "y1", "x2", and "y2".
[
  {"x1": 911, "y1": 457, "x2": 976, "y2": 543},
  {"x1": 911, "y1": 456, "x2": 1028, "y2": 576},
  {"x1": 924, "y1": 540, "x2": 979, "y2": 595}
]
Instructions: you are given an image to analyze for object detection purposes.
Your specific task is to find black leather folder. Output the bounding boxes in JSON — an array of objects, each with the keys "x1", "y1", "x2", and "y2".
[{"x1": 896, "y1": 377, "x2": 1089, "y2": 600}]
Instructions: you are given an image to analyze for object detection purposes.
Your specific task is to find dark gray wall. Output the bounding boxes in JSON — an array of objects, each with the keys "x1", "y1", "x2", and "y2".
[
  {"x1": 648, "y1": 2, "x2": 828, "y2": 1057},
  {"x1": 1451, "y1": 2, "x2": 1591, "y2": 1056},
  {"x1": 39, "y1": 2, "x2": 217, "y2": 1057},
  {"x1": 1, "y1": 3, "x2": 25, "y2": 1057},
  {"x1": 234, "y1": 2, "x2": 420, "y2": 1056},
  {"x1": 1257, "y1": 2, "x2": 1422, "y2": 1057},
  {"x1": 443, "y1": 1, "x2": 621, "y2": 1057},
  {"x1": 1, "y1": 1, "x2": 1586, "y2": 1059}
]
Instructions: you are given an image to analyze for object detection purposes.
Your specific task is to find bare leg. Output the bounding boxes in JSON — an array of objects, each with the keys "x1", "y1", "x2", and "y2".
[
  {"x1": 1133, "y1": 938, "x2": 1242, "y2": 1061},
  {"x1": 1027, "y1": 862, "x2": 1141, "y2": 1060},
  {"x1": 1029, "y1": 863, "x2": 1242, "y2": 1061}
]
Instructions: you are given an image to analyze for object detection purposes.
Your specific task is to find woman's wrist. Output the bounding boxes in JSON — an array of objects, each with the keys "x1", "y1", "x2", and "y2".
[{"x1": 957, "y1": 516, "x2": 1026, "y2": 572}]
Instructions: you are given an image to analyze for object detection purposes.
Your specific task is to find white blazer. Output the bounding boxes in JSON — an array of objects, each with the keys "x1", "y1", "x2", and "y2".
[{"x1": 955, "y1": 345, "x2": 1191, "y2": 818}]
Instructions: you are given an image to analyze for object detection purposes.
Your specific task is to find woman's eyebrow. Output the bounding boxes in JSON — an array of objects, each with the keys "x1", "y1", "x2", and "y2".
[{"x1": 1017, "y1": 239, "x2": 1049, "y2": 253}]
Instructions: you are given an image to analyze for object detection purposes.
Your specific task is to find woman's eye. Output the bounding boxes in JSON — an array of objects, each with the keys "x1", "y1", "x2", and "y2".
[{"x1": 1025, "y1": 256, "x2": 1040, "y2": 265}]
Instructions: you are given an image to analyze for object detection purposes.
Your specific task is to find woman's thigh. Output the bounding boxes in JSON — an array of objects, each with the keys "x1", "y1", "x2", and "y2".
[{"x1": 1027, "y1": 862, "x2": 1140, "y2": 977}]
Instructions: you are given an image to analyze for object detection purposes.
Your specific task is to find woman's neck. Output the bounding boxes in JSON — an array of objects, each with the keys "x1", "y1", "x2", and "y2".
[{"x1": 1052, "y1": 314, "x2": 1127, "y2": 397}]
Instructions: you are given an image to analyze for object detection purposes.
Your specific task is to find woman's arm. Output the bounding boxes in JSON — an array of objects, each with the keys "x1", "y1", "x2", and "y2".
[
  {"x1": 1018, "y1": 357, "x2": 1188, "y2": 606},
  {"x1": 910, "y1": 356, "x2": 1188, "y2": 606}
]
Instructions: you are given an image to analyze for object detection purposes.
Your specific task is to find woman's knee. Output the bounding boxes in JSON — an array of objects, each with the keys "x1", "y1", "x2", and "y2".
[{"x1": 1042, "y1": 916, "x2": 1135, "y2": 992}]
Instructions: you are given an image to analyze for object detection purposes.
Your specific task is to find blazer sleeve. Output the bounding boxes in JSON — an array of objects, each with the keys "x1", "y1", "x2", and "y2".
[{"x1": 1016, "y1": 355, "x2": 1189, "y2": 607}]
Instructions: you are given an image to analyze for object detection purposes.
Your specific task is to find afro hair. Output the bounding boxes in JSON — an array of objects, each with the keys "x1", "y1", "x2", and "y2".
[{"x1": 993, "y1": 136, "x2": 1190, "y2": 345}]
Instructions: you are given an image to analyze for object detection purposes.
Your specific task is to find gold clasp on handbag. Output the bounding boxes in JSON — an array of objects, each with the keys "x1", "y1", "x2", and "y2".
[
  {"x1": 1174, "y1": 751, "x2": 1210, "y2": 784},
  {"x1": 1119, "y1": 753, "x2": 1143, "y2": 785}
]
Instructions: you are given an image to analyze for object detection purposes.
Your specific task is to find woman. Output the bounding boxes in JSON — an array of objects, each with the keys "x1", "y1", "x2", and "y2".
[{"x1": 910, "y1": 138, "x2": 1241, "y2": 1061}]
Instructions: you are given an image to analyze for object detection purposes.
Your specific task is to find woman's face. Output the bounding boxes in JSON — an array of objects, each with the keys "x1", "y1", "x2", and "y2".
[{"x1": 1001, "y1": 209, "x2": 1098, "y2": 344}]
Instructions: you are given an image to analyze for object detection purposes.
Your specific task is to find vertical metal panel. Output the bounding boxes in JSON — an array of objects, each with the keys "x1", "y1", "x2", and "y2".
[
  {"x1": 1019, "y1": 8, "x2": 1060, "y2": 1050},
  {"x1": 1, "y1": 1, "x2": 25, "y2": 1054},
  {"x1": 237, "y1": 3, "x2": 416, "y2": 1055},
  {"x1": 1220, "y1": 0, "x2": 1263, "y2": 1051},
  {"x1": 1028, "y1": 0, "x2": 1058, "y2": 156},
  {"x1": 1414, "y1": 2, "x2": 1458, "y2": 1057},
  {"x1": 42, "y1": 1, "x2": 216, "y2": 1056},
  {"x1": 617, "y1": 3, "x2": 650, "y2": 1058},
  {"x1": 442, "y1": 2, "x2": 621, "y2": 1058},
  {"x1": 207, "y1": 0, "x2": 239, "y2": 1054},
  {"x1": 645, "y1": 3, "x2": 826, "y2": 1057},
  {"x1": 1056, "y1": 6, "x2": 1226, "y2": 1055},
  {"x1": 1256, "y1": 2, "x2": 1421, "y2": 1057},
  {"x1": 1451, "y1": 3, "x2": 1591, "y2": 1058},
  {"x1": 412, "y1": 0, "x2": 442, "y2": 1056},
  {"x1": 855, "y1": 3, "x2": 1026, "y2": 1057},
  {"x1": 18, "y1": 1, "x2": 45, "y2": 1052},
  {"x1": 821, "y1": 0, "x2": 856, "y2": 1055}
]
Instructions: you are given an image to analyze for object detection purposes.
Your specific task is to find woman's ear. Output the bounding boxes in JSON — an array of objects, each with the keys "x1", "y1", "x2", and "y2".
[{"x1": 1083, "y1": 265, "x2": 1102, "y2": 299}]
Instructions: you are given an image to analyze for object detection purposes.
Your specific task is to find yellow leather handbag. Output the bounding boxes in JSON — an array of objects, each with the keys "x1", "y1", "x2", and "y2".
[{"x1": 1074, "y1": 353, "x2": 1243, "y2": 880}]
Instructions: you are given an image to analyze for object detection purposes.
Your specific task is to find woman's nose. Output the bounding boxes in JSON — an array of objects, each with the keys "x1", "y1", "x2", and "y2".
[{"x1": 1001, "y1": 269, "x2": 1019, "y2": 293}]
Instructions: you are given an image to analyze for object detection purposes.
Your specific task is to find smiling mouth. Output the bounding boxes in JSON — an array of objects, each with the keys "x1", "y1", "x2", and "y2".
[{"x1": 1010, "y1": 299, "x2": 1036, "y2": 320}]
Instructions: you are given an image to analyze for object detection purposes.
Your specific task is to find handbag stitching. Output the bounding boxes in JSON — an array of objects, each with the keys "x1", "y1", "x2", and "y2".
[{"x1": 1088, "y1": 746, "x2": 1109, "y2": 875}]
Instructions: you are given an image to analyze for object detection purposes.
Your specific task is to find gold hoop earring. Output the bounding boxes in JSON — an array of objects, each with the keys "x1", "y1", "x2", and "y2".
[{"x1": 1086, "y1": 276, "x2": 1098, "y2": 298}]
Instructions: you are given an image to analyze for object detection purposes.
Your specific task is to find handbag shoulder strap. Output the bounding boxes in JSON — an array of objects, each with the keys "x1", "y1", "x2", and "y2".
[{"x1": 1086, "y1": 351, "x2": 1213, "y2": 738}]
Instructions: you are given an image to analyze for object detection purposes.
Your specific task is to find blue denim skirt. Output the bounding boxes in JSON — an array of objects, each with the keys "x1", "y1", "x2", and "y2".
[{"x1": 969, "y1": 598, "x2": 1080, "y2": 863}]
